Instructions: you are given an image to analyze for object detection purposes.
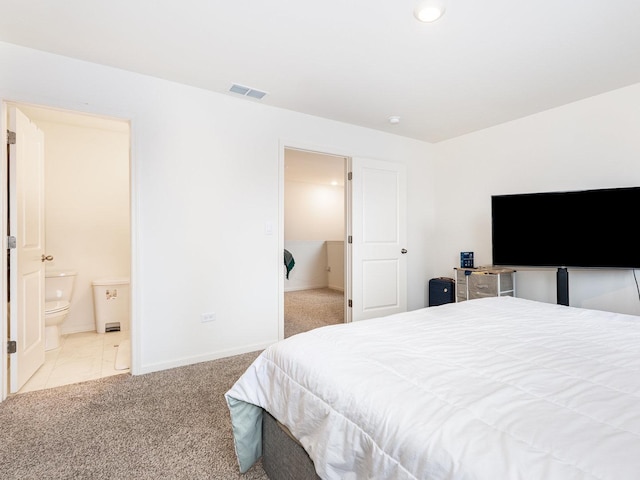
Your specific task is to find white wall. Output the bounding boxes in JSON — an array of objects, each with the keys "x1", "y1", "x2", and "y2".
[
  {"x1": 0, "y1": 41, "x2": 436, "y2": 376},
  {"x1": 284, "y1": 180, "x2": 344, "y2": 241},
  {"x1": 39, "y1": 119, "x2": 130, "y2": 334},
  {"x1": 282, "y1": 240, "x2": 345, "y2": 292},
  {"x1": 283, "y1": 240, "x2": 327, "y2": 291},
  {"x1": 432, "y1": 83, "x2": 640, "y2": 315},
  {"x1": 283, "y1": 178, "x2": 344, "y2": 292}
]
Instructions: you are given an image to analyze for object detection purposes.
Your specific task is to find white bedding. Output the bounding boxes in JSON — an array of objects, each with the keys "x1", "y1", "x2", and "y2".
[{"x1": 225, "y1": 296, "x2": 640, "y2": 479}]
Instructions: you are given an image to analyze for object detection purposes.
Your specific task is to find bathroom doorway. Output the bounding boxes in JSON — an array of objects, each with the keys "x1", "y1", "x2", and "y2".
[
  {"x1": 5, "y1": 102, "x2": 131, "y2": 394},
  {"x1": 283, "y1": 148, "x2": 347, "y2": 336}
]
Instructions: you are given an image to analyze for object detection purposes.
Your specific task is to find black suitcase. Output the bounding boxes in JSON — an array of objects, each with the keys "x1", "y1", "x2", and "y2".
[{"x1": 428, "y1": 277, "x2": 455, "y2": 306}]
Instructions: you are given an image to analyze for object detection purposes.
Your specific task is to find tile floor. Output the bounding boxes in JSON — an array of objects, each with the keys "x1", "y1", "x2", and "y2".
[{"x1": 17, "y1": 330, "x2": 130, "y2": 394}]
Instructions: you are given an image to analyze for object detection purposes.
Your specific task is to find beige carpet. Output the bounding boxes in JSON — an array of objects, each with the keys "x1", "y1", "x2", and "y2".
[
  {"x1": 284, "y1": 287, "x2": 344, "y2": 338},
  {"x1": 0, "y1": 351, "x2": 269, "y2": 480}
]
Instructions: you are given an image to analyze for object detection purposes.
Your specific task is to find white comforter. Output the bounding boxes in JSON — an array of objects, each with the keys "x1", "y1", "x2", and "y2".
[{"x1": 225, "y1": 296, "x2": 640, "y2": 479}]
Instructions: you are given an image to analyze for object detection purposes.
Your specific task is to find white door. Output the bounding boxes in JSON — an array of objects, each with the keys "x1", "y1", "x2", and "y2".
[
  {"x1": 349, "y1": 157, "x2": 407, "y2": 322},
  {"x1": 8, "y1": 106, "x2": 46, "y2": 393}
]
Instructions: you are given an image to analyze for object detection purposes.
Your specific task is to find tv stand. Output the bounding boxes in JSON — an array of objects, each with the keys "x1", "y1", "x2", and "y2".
[{"x1": 557, "y1": 267, "x2": 569, "y2": 306}]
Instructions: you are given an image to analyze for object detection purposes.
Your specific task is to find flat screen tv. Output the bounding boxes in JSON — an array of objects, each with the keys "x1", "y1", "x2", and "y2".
[{"x1": 491, "y1": 186, "x2": 640, "y2": 269}]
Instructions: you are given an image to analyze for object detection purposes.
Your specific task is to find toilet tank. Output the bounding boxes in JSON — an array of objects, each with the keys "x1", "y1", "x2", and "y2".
[{"x1": 45, "y1": 270, "x2": 77, "y2": 303}]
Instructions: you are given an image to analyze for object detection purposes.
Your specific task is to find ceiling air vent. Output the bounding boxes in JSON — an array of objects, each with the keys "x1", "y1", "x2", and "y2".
[{"x1": 229, "y1": 84, "x2": 267, "y2": 100}]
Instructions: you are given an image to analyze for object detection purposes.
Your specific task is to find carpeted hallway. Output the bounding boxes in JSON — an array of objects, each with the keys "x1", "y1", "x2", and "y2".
[
  {"x1": 284, "y1": 287, "x2": 344, "y2": 338},
  {"x1": 0, "y1": 288, "x2": 343, "y2": 479}
]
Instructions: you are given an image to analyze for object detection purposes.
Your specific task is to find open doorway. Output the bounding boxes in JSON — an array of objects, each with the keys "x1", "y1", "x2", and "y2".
[
  {"x1": 5, "y1": 102, "x2": 131, "y2": 394},
  {"x1": 283, "y1": 148, "x2": 346, "y2": 337}
]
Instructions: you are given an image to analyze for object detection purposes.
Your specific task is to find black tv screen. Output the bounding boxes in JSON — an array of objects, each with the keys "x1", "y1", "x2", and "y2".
[{"x1": 491, "y1": 186, "x2": 640, "y2": 269}]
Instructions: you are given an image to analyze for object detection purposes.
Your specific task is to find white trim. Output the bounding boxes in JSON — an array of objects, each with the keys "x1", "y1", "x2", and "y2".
[
  {"x1": 136, "y1": 342, "x2": 274, "y2": 375},
  {"x1": 128, "y1": 117, "x2": 141, "y2": 376},
  {"x1": 284, "y1": 284, "x2": 330, "y2": 293},
  {"x1": 345, "y1": 157, "x2": 353, "y2": 323},
  {"x1": 278, "y1": 145, "x2": 285, "y2": 340},
  {"x1": 1, "y1": 100, "x2": 9, "y2": 401}
]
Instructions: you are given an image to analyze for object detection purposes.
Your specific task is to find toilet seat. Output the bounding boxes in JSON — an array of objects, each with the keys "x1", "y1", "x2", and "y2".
[{"x1": 45, "y1": 300, "x2": 69, "y2": 315}]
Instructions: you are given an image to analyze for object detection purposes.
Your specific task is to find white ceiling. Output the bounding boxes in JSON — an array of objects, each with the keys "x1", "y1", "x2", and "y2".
[
  {"x1": 2, "y1": 1, "x2": 640, "y2": 143},
  {"x1": 285, "y1": 149, "x2": 345, "y2": 187}
]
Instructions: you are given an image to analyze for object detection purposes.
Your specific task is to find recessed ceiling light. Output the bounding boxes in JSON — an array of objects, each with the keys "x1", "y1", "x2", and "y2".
[
  {"x1": 388, "y1": 116, "x2": 401, "y2": 125},
  {"x1": 414, "y1": 0, "x2": 446, "y2": 23}
]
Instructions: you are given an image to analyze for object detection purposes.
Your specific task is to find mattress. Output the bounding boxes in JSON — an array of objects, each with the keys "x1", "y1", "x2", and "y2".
[{"x1": 226, "y1": 296, "x2": 640, "y2": 479}]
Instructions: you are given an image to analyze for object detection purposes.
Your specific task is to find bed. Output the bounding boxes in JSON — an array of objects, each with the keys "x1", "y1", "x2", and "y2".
[{"x1": 225, "y1": 296, "x2": 640, "y2": 479}]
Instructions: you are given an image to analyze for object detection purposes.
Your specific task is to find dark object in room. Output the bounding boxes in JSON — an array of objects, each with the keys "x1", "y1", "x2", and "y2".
[{"x1": 428, "y1": 277, "x2": 455, "y2": 306}]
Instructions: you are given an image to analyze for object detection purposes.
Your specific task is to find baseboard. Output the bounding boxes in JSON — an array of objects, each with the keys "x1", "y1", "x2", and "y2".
[
  {"x1": 284, "y1": 284, "x2": 328, "y2": 292},
  {"x1": 136, "y1": 341, "x2": 273, "y2": 375}
]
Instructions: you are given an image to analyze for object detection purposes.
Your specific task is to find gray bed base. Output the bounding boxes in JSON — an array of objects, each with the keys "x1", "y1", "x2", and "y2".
[{"x1": 262, "y1": 410, "x2": 321, "y2": 480}]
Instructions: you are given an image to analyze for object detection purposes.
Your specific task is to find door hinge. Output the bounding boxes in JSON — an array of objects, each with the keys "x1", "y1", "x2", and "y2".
[
  {"x1": 7, "y1": 236, "x2": 16, "y2": 250},
  {"x1": 348, "y1": 235, "x2": 352, "y2": 244},
  {"x1": 348, "y1": 299, "x2": 352, "y2": 308},
  {"x1": 347, "y1": 172, "x2": 352, "y2": 181},
  {"x1": 7, "y1": 340, "x2": 17, "y2": 354},
  {"x1": 7, "y1": 130, "x2": 16, "y2": 145}
]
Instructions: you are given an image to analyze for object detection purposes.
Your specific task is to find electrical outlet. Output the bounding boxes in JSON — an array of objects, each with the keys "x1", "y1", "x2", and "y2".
[{"x1": 201, "y1": 312, "x2": 216, "y2": 323}]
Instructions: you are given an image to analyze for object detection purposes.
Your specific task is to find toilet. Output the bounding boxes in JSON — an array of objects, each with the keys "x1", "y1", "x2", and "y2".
[{"x1": 45, "y1": 270, "x2": 77, "y2": 351}]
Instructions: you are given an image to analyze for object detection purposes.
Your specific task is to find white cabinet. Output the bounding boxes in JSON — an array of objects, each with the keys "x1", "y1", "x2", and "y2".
[{"x1": 455, "y1": 267, "x2": 516, "y2": 302}]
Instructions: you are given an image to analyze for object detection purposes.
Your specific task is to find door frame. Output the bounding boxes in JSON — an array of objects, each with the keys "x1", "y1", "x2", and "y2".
[
  {"x1": 278, "y1": 140, "x2": 351, "y2": 339},
  {"x1": 0, "y1": 97, "x2": 138, "y2": 401}
]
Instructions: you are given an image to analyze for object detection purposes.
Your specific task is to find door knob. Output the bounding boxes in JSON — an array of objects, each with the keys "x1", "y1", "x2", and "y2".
[
  {"x1": 401, "y1": 249, "x2": 407, "y2": 254},
  {"x1": 41, "y1": 254, "x2": 54, "y2": 262}
]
